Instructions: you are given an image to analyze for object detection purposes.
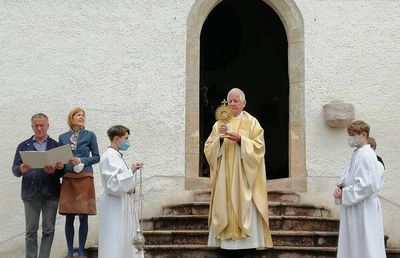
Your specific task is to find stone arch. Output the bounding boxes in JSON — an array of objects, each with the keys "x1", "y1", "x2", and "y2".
[{"x1": 185, "y1": 0, "x2": 306, "y2": 191}]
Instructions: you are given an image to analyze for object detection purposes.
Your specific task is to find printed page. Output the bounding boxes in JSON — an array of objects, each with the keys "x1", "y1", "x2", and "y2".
[{"x1": 19, "y1": 144, "x2": 73, "y2": 168}]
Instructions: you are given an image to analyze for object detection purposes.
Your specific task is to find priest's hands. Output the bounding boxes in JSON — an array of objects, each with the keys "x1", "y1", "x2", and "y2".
[
  {"x1": 224, "y1": 132, "x2": 241, "y2": 143},
  {"x1": 219, "y1": 124, "x2": 230, "y2": 135}
]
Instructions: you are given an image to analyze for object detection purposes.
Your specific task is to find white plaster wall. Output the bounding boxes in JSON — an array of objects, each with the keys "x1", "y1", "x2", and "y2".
[
  {"x1": 0, "y1": 1, "x2": 195, "y2": 257},
  {"x1": 295, "y1": 0, "x2": 400, "y2": 248}
]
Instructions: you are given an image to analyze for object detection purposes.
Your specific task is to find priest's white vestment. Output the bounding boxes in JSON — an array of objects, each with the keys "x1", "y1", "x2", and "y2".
[
  {"x1": 98, "y1": 147, "x2": 143, "y2": 258},
  {"x1": 337, "y1": 144, "x2": 386, "y2": 258}
]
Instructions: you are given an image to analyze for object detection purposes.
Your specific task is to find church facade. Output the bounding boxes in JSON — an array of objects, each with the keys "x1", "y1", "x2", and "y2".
[{"x1": 1, "y1": 0, "x2": 399, "y2": 256}]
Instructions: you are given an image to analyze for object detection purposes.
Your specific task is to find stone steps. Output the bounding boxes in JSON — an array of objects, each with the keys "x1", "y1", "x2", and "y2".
[
  {"x1": 163, "y1": 201, "x2": 330, "y2": 217},
  {"x1": 144, "y1": 230, "x2": 339, "y2": 247},
  {"x1": 85, "y1": 245, "x2": 400, "y2": 258},
  {"x1": 141, "y1": 245, "x2": 400, "y2": 258},
  {"x1": 142, "y1": 245, "x2": 338, "y2": 258},
  {"x1": 192, "y1": 190, "x2": 300, "y2": 203},
  {"x1": 143, "y1": 215, "x2": 340, "y2": 232},
  {"x1": 83, "y1": 190, "x2": 400, "y2": 258}
]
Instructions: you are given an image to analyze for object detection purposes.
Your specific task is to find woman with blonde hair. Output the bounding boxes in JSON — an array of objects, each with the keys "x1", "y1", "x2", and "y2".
[{"x1": 58, "y1": 108, "x2": 100, "y2": 258}]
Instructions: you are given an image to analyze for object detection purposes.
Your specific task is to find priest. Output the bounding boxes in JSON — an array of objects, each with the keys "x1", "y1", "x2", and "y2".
[{"x1": 204, "y1": 88, "x2": 273, "y2": 250}]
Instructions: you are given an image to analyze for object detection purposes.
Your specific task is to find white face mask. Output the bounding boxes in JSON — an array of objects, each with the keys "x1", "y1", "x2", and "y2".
[
  {"x1": 348, "y1": 135, "x2": 360, "y2": 148},
  {"x1": 73, "y1": 163, "x2": 84, "y2": 173}
]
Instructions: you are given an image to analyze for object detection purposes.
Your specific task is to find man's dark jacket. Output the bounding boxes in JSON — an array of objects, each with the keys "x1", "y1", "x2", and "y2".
[{"x1": 12, "y1": 136, "x2": 64, "y2": 201}]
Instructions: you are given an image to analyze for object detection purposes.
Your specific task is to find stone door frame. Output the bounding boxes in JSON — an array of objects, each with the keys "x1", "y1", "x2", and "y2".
[{"x1": 185, "y1": 0, "x2": 306, "y2": 192}]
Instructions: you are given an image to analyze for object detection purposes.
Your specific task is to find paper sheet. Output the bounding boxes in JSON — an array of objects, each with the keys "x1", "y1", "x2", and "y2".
[{"x1": 19, "y1": 144, "x2": 73, "y2": 168}]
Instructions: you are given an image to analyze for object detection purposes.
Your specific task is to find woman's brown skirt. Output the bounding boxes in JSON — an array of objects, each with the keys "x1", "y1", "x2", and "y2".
[{"x1": 59, "y1": 172, "x2": 96, "y2": 215}]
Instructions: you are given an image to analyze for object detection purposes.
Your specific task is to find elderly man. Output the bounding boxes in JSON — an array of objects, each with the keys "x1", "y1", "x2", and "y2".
[
  {"x1": 204, "y1": 88, "x2": 273, "y2": 250},
  {"x1": 12, "y1": 113, "x2": 64, "y2": 258}
]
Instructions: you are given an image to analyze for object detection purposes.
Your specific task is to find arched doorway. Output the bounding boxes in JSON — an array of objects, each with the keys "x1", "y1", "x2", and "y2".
[
  {"x1": 185, "y1": 0, "x2": 305, "y2": 191},
  {"x1": 199, "y1": 0, "x2": 289, "y2": 180}
]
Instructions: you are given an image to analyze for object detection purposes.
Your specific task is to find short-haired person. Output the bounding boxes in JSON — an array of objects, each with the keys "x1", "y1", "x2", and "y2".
[
  {"x1": 205, "y1": 88, "x2": 273, "y2": 250},
  {"x1": 334, "y1": 120, "x2": 386, "y2": 258},
  {"x1": 367, "y1": 137, "x2": 385, "y2": 169},
  {"x1": 58, "y1": 108, "x2": 100, "y2": 258},
  {"x1": 98, "y1": 125, "x2": 144, "y2": 258},
  {"x1": 12, "y1": 113, "x2": 64, "y2": 258}
]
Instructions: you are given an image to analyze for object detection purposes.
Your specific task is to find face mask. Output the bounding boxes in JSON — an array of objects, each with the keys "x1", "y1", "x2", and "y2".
[
  {"x1": 119, "y1": 139, "x2": 131, "y2": 151},
  {"x1": 348, "y1": 135, "x2": 360, "y2": 148},
  {"x1": 73, "y1": 163, "x2": 84, "y2": 173}
]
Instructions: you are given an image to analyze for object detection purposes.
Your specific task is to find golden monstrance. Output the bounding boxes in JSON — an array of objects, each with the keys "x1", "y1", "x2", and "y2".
[{"x1": 215, "y1": 99, "x2": 233, "y2": 137}]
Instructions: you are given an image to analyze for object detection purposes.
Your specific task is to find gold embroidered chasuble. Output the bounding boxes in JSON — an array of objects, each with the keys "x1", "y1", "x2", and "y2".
[{"x1": 204, "y1": 111, "x2": 273, "y2": 248}]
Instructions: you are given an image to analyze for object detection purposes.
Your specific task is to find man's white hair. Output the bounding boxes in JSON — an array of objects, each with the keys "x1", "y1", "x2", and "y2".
[
  {"x1": 31, "y1": 113, "x2": 49, "y2": 123},
  {"x1": 227, "y1": 88, "x2": 246, "y2": 102}
]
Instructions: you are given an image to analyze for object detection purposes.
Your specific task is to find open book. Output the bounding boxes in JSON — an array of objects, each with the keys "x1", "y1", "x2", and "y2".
[{"x1": 19, "y1": 144, "x2": 73, "y2": 168}]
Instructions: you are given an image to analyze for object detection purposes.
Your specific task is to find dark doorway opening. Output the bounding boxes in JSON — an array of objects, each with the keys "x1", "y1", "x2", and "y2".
[{"x1": 199, "y1": 0, "x2": 289, "y2": 180}]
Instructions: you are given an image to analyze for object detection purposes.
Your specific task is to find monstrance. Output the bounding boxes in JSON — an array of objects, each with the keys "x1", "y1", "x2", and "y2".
[{"x1": 215, "y1": 99, "x2": 233, "y2": 137}]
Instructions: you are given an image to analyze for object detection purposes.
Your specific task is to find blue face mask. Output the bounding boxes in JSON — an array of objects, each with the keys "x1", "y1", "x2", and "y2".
[{"x1": 119, "y1": 139, "x2": 130, "y2": 151}]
